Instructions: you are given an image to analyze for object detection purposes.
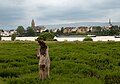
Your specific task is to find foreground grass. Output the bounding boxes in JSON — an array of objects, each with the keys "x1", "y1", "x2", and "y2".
[{"x1": 0, "y1": 41, "x2": 120, "y2": 84}]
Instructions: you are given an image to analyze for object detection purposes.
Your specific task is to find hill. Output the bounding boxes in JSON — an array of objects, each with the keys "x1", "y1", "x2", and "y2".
[{"x1": 0, "y1": 41, "x2": 120, "y2": 84}]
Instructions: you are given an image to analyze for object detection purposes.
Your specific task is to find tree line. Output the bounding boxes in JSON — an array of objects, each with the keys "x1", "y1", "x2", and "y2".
[
  {"x1": 16, "y1": 26, "x2": 35, "y2": 37},
  {"x1": 1, "y1": 25, "x2": 119, "y2": 41}
]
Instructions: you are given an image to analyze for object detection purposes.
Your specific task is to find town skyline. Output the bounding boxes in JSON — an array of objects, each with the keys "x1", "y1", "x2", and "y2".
[
  {"x1": 0, "y1": 0, "x2": 120, "y2": 29},
  {"x1": 1, "y1": 19, "x2": 120, "y2": 30},
  {"x1": 1, "y1": 18, "x2": 120, "y2": 37}
]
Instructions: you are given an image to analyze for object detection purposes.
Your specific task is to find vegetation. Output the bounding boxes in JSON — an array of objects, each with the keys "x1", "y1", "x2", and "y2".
[
  {"x1": 83, "y1": 36, "x2": 93, "y2": 41},
  {"x1": 38, "y1": 32, "x2": 55, "y2": 41},
  {"x1": 0, "y1": 41, "x2": 120, "y2": 84},
  {"x1": 16, "y1": 26, "x2": 25, "y2": 36},
  {"x1": 11, "y1": 33, "x2": 16, "y2": 41},
  {"x1": 26, "y1": 27, "x2": 35, "y2": 36},
  {"x1": 13, "y1": 25, "x2": 120, "y2": 37},
  {"x1": 87, "y1": 25, "x2": 120, "y2": 36}
]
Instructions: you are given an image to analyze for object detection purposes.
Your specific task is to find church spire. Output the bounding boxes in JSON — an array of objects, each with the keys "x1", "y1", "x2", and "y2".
[
  {"x1": 31, "y1": 19, "x2": 35, "y2": 30},
  {"x1": 109, "y1": 19, "x2": 112, "y2": 26}
]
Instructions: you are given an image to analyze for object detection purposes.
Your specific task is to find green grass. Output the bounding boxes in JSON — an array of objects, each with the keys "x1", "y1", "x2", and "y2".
[{"x1": 0, "y1": 41, "x2": 120, "y2": 84}]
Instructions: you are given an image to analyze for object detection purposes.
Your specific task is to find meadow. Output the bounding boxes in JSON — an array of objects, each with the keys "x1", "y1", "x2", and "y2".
[{"x1": 0, "y1": 41, "x2": 120, "y2": 84}]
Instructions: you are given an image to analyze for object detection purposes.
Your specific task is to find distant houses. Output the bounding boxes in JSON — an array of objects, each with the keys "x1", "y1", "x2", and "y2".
[
  {"x1": 61, "y1": 19, "x2": 113, "y2": 34},
  {"x1": 30, "y1": 19, "x2": 114, "y2": 34},
  {"x1": 62, "y1": 26, "x2": 105, "y2": 34},
  {"x1": 34, "y1": 26, "x2": 46, "y2": 33},
  {"x1": 0, "y1": 19, "x2": 119, "y2": 36},
  {"x1": 76, "y1": 26, "x2": 88, "y2": 33},
  {"x1": 63, "y1": 27, "x2": 76, "y2": 33},
  {"x1": 0, "y1": 29, "x2": 16, "y2": 36}
]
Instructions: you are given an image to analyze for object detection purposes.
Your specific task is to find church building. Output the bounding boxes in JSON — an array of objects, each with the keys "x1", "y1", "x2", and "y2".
[{"x1": 31, "y1": 19, "x2": 46, "y2": 33}]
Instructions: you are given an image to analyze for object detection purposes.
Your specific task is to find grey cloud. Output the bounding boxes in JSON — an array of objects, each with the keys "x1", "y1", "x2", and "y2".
[{"x1": 0, "y1": 0, "x2": 120, "y2": 29}]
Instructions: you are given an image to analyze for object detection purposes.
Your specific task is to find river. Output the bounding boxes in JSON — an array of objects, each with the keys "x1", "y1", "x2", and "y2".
[
  {"x1": 54, "y1": 36, "x2": 120, "y2": 41},
  {"x1": 1, "y1": 37, "x2": 38, "y2": 41},
  {"x1": 1, "y1": 36, "x2": 120, "y2": 41}
]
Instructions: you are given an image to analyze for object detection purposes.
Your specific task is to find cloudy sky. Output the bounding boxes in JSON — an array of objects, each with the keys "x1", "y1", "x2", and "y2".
[{"x1": 0, "y1": 0, "x2": 120, "y2": 29}]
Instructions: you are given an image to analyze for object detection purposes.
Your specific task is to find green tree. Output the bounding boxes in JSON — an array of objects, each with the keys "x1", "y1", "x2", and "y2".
[
  {"x1": 61, "y1": 27, "x2": 64, "y2": 34},
  {"x1": 11, "y1": 33, "x2": 16, "y2": 41},
  {"x1": 109, "y1": 25, "x2": 120, "y2": 35},
  {"x1": 26, "y1": 27, "x2": 35, "y2": 36},
  {"x1": 56, "y1": 29, "x2": 61, "y2": 35},
  {"x1": 50, "y1": 29, "x2": 53, "y2": 33},
  {"x1": 16, "y1": 26, "x2": 25, "y2": 36},
  {"x1": 38, "y1": 32, "x2": 54, "y2": 41}
]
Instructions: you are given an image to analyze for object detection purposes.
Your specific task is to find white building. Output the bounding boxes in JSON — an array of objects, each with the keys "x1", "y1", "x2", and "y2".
[{"x1": 0, "y1": 30, "x2": 16, "y2": 36}]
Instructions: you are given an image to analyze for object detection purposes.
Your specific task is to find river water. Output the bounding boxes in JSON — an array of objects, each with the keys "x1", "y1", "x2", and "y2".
[
  {"x1": 54, "y1": 36, "x2": 120, "y2": 41},
  {"x1": 1, "y1": 36, "x2": 120, "y2": 41},
  {"x1": 1, "y1": 37, "x2": 38, "y2": 41}
]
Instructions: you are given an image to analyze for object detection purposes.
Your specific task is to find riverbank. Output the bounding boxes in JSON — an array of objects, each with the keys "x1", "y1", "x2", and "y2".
[
  {"x1": 54, "y1": 36, "x2": 120, "y2": 41},
  {"x1": 1, "y1": 37, "x2": 38, "y2": 41},
  {"x1": 1, "y1": 36, "x2": 120, "y2": 41}
]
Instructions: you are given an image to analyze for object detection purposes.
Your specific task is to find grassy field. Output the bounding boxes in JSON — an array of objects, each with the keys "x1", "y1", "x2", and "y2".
[{"x1": 0, "y1": 41, "x2": 120, "y2": 84}]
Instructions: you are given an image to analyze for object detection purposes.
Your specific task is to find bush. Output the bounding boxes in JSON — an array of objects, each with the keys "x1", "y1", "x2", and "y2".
[
  {"x1": 83, "y1": 36, "x2": 93, "y2": 41},
  {"x1": 38, "y1": 32, "x2": 54, "y2": 41},
  {"x1": 11, "y1": 33, "x2": 16, "y2": 41}
]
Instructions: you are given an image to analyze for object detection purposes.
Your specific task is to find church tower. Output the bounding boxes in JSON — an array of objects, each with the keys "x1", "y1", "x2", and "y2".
[
  {"x1": 109, "y1": 19, "x2": 112, "y2": 27},
  {"x1": 31, "y1": 19, "x2": 36, "y2": 30}
]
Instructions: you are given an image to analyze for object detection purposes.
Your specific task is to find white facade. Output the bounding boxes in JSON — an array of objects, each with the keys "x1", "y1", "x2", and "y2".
[{"x1": 0, "y1": 30, "x2": 17, "y2": 36}]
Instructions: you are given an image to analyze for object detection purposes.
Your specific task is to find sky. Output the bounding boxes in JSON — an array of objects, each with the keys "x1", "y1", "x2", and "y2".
[{"x1": 0, "y1": 0, "x2": 120, "y2": 29}]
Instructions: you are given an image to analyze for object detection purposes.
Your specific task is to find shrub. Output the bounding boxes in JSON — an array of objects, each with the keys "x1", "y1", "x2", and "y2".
[
  {"x1": 38, "y1": 32, "x2": 54, "y2": 41},
  {"x1": 83, "y1": 36, "x2": 93, "y2": 41},
  {"x1": 11, "y1": 33, "x2": 16, "y2": 41}
]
